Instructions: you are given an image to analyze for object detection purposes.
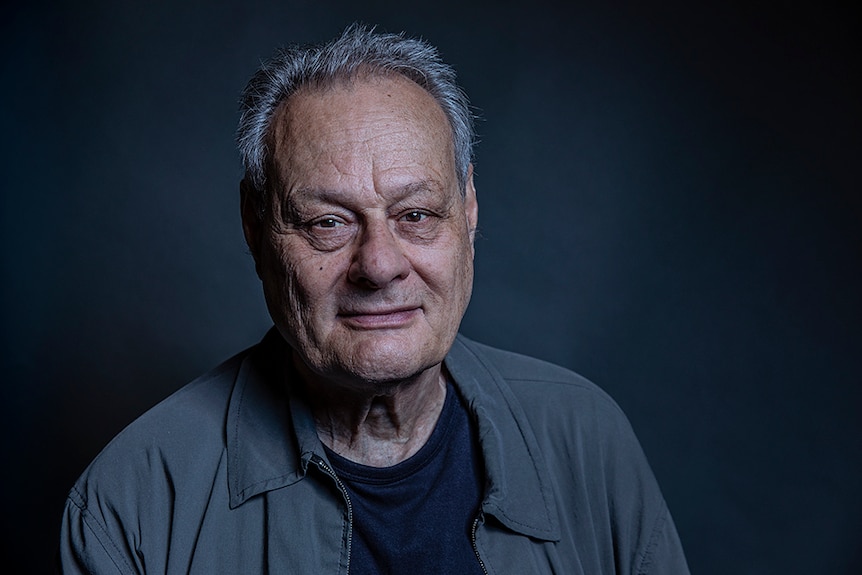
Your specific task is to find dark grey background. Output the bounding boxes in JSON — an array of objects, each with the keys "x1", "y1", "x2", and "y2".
[{"x1": 2, "y1": 0, "x2": 859, "y2": 573}]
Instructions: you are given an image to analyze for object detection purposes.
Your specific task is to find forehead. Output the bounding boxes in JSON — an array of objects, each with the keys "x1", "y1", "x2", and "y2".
[{"x1": 269, "y1": 74, "x2": 455, "y2": 195}]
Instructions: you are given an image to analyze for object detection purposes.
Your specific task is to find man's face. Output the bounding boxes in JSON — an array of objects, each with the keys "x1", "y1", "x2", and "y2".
[{"x1": 244, "y1": 74, "x2": 478, "y2": 388}]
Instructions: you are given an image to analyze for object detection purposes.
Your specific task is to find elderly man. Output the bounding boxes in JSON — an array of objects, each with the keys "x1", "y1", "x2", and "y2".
[{"x1": 60, "y1": 25, "x2": 689, "y2": 574}]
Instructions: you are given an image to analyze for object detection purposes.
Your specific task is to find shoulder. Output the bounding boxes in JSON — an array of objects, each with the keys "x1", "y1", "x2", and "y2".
[
  {"x1": 450, "y1": 334, "x2": 647, "y2": 472},
  {"x1": 450, "y1": 336, "x2": 690, "y2": 573},
  {"x1": 452, "y1": 335, "x2": 627, "y2": 424},
  {"x1": 66, "y1": 346, "x2": 253, "y2": 514},
  {"x1": 92, "y1": 349, "x2": 244, "y2": 467},
  {"x1": 60, "y1": 347, "x2": 256, "y2": 573}
]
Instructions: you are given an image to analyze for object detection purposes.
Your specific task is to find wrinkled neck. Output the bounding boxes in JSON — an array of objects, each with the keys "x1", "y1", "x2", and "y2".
[{"x1": 297, "y1": 361, "x2": 448, "y2": 467}]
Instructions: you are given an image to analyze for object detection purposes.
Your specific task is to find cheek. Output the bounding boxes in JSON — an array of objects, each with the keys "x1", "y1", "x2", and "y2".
[
  {"x1": 260, "y1": 242, "x2": 304, "y2": 311},
  {"x1": 264, "y1": 240, "x2": 345, "y2": 313},
  {"x1": 414, "y1": 237, "x2": 474, "y2": 298},
  {"x1": 453, "y1": 233, "x2": 476, "y2": 305},
  {"x1": 454, "y1": 251, "x2": 474, "y2": 308}
]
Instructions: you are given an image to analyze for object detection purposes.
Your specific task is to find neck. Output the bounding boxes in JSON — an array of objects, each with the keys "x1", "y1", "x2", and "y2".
[{"x1": 296, "y1": 359, "x2": 448, "y2": 467}]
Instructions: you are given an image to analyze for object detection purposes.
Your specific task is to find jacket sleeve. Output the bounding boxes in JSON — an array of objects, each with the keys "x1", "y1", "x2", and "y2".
[
  {"x1": 58, "y1": 486, "x2": 137, "y2": 575},
  {"x1": 635, "y1": 499, "x2": 690, "y2": 575},
  {"x1": 597, "y1": 398, "x2": 690, "y2": 575}
]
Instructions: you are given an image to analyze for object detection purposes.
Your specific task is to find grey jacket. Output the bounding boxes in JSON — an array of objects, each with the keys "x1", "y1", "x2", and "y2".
[{"x1": 60, "y1": 331, "x2": 690, "y2": 574}]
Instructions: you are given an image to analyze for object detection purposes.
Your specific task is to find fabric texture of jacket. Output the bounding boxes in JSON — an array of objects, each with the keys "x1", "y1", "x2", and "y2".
[{"x1": 59, "y1": 329, "x2": 690, "y2": 574}]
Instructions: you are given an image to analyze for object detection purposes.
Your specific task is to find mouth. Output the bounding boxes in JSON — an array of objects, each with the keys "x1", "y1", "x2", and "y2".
[{"x1": 337, "y1": 306, "x2": 421, "y2": 329}]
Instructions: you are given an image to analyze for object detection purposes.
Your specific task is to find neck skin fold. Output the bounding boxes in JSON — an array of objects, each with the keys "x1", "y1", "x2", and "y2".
[{"x1": 294, "y1": 355, "x2": 449, "y2": 467}]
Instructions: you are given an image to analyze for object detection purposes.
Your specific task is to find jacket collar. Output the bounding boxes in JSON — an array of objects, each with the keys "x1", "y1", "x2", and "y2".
[
  {"x1": 225, "y1": 329, "x2": 319, "y2": 509},
  {"x1": 445, "y1": 335, "x2": 561, "y2": 542},
  {"x1": 226, "y1": 330, "x2": 561, "y2": 541}
]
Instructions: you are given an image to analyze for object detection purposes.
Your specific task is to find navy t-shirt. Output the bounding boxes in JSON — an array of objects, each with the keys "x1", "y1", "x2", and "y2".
[{"x1": 325, "y1": 382, "x2": 485, "y2": 575}]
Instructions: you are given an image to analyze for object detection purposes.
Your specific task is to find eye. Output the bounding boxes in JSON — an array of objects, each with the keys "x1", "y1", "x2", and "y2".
[
  {"x1": 301, "y1": 214, "x2": 353, "y2": 251},
  {"x1": 311, "y1": 216, "x2": 345, "y2": 229},
  {"x1": 401, "y1": 210, "x2": 427, "y2": 223}
]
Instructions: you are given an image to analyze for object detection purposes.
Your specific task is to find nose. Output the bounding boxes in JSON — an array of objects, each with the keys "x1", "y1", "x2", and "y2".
[{"x1": 347, "y1": 219, "x2": 411, "y2": 288}]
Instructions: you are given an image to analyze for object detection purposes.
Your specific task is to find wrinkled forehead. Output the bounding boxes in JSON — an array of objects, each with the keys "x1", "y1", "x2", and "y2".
[
  {"x1": 265, "y1": 74, "x2": 456, "y2": 191},
  {"x1": 273, "y1": 72, "x2": 451, "y2": 141}
]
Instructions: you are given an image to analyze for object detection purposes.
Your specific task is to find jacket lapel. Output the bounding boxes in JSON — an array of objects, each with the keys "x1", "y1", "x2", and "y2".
[
  {"x1": 445, "y1": 335, "x2": 562, "y2": 542},
  {"x1": 226, "y1": 330, "x2": 315, "y2": 508}
]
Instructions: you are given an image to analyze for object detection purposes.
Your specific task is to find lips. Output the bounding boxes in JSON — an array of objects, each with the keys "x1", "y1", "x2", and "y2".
[{"x1": 338, "y1": 306, "x2": 421, "y2": 329}]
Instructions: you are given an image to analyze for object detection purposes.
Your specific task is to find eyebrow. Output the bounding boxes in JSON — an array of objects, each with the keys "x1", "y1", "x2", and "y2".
[
  {"x1": 288, "y1": 179, "x2": 444, "y2": 205},
  {"x1": 389, "y1": 180, "x2": 442, "y2": 201}
]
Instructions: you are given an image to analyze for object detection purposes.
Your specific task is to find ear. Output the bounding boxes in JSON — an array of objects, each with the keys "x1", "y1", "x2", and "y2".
[
  {"x1": 240, "y1": 178, "x2": 263, "y2": 277},
  {"x1": 464, "y1": 164, "x2": 478, "y2": 253}
]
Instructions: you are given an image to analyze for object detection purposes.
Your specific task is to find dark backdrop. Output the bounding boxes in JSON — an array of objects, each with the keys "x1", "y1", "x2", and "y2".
[{"x1": 2, "y1": 1, "x2": 859, "y2": 573}]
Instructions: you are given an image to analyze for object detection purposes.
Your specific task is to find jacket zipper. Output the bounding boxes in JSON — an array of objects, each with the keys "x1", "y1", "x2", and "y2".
[
  {"x1": 316, "y1": 453, "x2": 487, "y2": 575},
  {"x1": 471, "y1": 515, "x2": 490, "y2": 575},
  {"x1": 311, "y1": 455, "x2": 354, "y2": 574}
]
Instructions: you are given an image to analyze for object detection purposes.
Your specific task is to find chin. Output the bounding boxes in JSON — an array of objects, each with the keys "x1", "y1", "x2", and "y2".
[{"x1": 329, "y1": 333, "x2": 446, "y2": 386}]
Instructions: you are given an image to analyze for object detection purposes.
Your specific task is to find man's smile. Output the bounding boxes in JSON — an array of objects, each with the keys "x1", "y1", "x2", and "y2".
[{"x1": 337, "y1": 306, "x2": 422, "y2": 329}]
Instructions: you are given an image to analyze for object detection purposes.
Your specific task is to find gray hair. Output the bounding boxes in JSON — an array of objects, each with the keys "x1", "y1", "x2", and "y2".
[{"x1": 237, "y1": 24, "x2": 476, "y2": 212}]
